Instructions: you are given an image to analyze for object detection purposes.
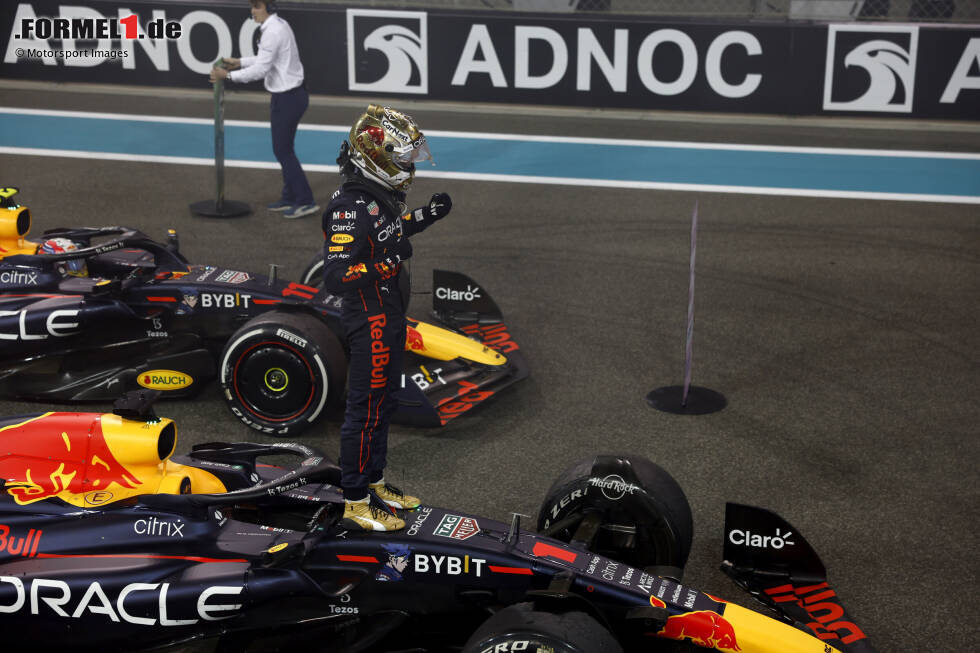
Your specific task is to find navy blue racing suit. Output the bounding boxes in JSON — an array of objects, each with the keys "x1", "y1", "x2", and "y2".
[{"x1": 321, "y1": 180, "x2": 435, "y2": 500}]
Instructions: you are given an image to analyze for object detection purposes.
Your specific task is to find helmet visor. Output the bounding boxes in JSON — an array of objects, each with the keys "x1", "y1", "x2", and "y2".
[{"x1": 392, "y1": 138, "x2": 432, "y2": 170}]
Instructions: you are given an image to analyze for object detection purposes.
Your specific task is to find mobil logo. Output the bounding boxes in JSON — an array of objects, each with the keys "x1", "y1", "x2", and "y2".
[
  {"x1": 138, "y1": 369, "x2": 193, "y2": 391},
  {"x1": 0, "y1": 413, "x2": 140, "y2": 505}
]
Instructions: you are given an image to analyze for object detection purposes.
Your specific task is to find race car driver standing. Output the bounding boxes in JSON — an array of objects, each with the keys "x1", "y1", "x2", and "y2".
[{"x1": 322, "y1": 105, "x2": 452, "y2": 532}]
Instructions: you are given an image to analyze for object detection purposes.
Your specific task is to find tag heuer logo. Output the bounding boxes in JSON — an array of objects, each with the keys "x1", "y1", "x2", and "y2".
[
  {"x1": 433, "y1": 514, "x2": 479, "y2": 540},
  {"x1": 823, "y1": 24, "x2": 918, "y2": 113},
  {"x1": 346, "y1": 9, "x2": 428, "y2": 94}
]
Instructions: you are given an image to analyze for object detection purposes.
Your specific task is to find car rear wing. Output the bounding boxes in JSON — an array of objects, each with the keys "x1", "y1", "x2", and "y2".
[{"x1": 721, "y1": 503, "x2": 878, "y2": 653}]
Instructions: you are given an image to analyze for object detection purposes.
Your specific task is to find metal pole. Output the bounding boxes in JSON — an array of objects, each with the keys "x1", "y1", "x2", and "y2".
[
  {"x1": 647, "y1": 199, "x2": 725, "y2": 415},
  {"x1": 189, "y1": 59, "x2": 250, "y2": 218},
  {"x1": 682, "y1": 201, "x2": 698, "y2": 407},
  {"x1": 214, "y1": 61, "x2": 225, "y2": 212}
]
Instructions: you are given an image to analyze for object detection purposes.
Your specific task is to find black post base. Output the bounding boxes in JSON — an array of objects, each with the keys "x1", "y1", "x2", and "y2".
[
  {"x1": 646, "y1": 385, "x2": 727, "y2": 415},
  {"x1": 190, "y1": 199, "x2": 251, "y2": 218}
]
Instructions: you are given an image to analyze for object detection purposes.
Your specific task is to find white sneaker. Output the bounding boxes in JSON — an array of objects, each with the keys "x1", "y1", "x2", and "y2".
[{"x1": 283, "y1": 203, "x2": 320, "y2": 219}]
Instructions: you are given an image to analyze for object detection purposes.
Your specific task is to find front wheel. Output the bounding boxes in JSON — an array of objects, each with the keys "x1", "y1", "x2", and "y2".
[
  {"x1": 462, "y1": 602, "x2": 623, "y2": 653},
  {"x1": 220, "y1": 311, "x2": 346, "y2": 436},
  {"x1": 537, "y1": 455, "x2": 693, "y2": 572}
]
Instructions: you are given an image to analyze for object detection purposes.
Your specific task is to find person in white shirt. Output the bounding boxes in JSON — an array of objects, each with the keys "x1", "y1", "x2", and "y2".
[{"x1": 209, "y1": 0, "x2": 319, "y2": 220}]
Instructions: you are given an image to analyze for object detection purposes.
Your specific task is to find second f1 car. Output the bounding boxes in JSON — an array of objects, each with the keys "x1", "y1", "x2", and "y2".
[
  {"x1": 0, "y1": 188, "x2": 527, "y2": 435},
  {"x1": 0, "y1": 396, "x2": 876, "y2": 652}
]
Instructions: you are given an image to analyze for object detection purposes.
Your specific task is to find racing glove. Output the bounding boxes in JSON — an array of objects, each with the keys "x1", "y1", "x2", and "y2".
[
  {"x1": 414, "y1": 193, "x2": 452, "y2": 223},
  {"x1": 402, "y1": 193, "x2": 453, "y2": 237}
]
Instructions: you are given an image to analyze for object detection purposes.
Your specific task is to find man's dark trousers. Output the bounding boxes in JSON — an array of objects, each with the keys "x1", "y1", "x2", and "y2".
[
  {"x1": 338, "y1": 289, "x2": 406, "y2": 500},
  {"x1": 270, "y1": 85, "x2": 313, "y2": 206}
]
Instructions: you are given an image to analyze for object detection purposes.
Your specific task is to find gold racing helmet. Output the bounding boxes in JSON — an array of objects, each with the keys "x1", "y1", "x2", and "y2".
[{"x1": 347, "y1": 105, "x2": 432, "y2": 192}]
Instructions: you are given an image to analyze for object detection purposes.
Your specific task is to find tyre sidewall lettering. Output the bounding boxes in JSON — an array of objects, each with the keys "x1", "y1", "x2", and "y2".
[
  {"x1": 221, "y1": 320, "x2": 330, "y2": 435},
  {"x1": 474, "y1": 635, "x2": 573, "y2": 653}
]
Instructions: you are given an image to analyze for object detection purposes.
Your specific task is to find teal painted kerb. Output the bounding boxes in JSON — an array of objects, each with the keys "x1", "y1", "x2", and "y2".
[{"x1": 1, "y1": 112, "x2": 978, "y2": 197}]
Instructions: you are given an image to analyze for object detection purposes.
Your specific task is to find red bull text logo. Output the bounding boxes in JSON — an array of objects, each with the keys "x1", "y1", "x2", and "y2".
[
  {"x1": 0, "y1": 524, "x2": 41, "y2": 557},
  {"x1": 649, "y1": 597, "x2": 740, "y2": 652},
  {"x1": 343, "y1": 263, "x2": 368, "y2": 282},
  {"x1": 0, "y1": 413, "x2": 141, "y2": 505},
  {"x1": 765, "y1": 582, "x2": 867, "y2": 645},
  {"x1": 368, "y1": 313, "x2": 390, "y2": 389},
  {"x1": 437, "y1": 380, "x2": 494, "y2": 425},
  {"x1": 459, "y1": 323, "x2": 519, "y2": 353}
]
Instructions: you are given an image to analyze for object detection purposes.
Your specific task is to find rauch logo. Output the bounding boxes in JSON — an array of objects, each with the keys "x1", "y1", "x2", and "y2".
[{"x1": 138, "y1": 369, "x2": 193, "y2": 391}]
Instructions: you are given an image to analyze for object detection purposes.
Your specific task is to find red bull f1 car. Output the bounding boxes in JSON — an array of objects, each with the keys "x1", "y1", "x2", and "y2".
[
  {"x1": 0, "y1": 394, "x2": 876, "y2": 653},
  {"x1": 0, "y1": 187, "x2": 527, "y2": 435}
]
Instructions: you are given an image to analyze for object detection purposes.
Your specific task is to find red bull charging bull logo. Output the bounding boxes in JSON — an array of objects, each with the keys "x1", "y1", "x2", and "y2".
[
  {"x1": 0, "y1": 413, "x2": 141, "y2": 505},
  {"x1": 649, "y1": 596, "x2": 740, "y2": 651},
  {"x1": 405, "y1": 325, "x2": 424, "y2": 351}
]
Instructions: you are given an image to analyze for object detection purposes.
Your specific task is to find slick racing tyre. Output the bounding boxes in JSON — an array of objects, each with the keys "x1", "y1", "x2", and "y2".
[
  {"x1": 537, "y1": 455, "x2": 693, "y2": 571},
  {"x1": 220, "y1": 311, "x2": 346, "y2": 436},
  {"x1": 463, "y1": 602, "x2": 623, "y2": 653}
]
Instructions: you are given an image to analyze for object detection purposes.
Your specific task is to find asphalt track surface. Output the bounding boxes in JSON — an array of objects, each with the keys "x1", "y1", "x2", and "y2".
[{"x1": 1, "y1": 81, "x2": 978, "y2": 653}]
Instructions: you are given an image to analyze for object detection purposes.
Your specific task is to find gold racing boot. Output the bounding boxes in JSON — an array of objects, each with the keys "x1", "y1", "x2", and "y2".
[
  {"x1": 342, "y1": 500, "x2": 406, "y2": 532},
  {"x1": 369, "y1": 481, "x2": 421, "y2": 510}
]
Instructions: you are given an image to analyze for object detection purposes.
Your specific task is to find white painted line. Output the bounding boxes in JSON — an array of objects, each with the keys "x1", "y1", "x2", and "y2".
[
  {"x1": 0, "y1": 106, "x2": 213, "y2": 126},
  {"x1": 2, "y1": 146, "x2": 976, "y2": 205},
  {"x1": 0, "y1": 106, "x2": 346, "y2": 131},
  {"x1": 0, "y1": 146, "x2": 222, "y2": 167},
  {"x1": 1, "y1": 107, "x2": 977, "y2": 160},
  {"x1": 418, "y1": 169, "x2": 980, "y2": 204},
  {"x1": 423, "y1": 130, "x2": 980, "y2": 160}
]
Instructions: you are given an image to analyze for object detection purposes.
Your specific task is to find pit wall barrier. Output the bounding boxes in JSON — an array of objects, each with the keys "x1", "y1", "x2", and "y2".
[{"x1": 2, "y1": 1, "x2": 978, "y2": 120}]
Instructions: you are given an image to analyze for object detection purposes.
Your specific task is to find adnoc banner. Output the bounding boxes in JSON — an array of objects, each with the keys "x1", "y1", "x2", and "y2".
[{"x1": 1, "y1": 1, "x2": 978, "y2": 120}]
